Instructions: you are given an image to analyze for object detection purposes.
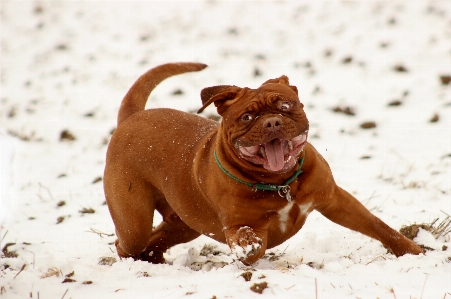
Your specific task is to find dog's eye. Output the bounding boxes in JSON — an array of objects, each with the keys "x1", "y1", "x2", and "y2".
[
  {"x1": 279, "y1": 102, "x2": 291, "y2": 111},
  {"x1": 241, "y1": 113, "x2": 253, "y2": 122}
]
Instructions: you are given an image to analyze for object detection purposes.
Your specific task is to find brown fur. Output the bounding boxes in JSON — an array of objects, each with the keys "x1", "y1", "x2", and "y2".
[{"x1": 104, "y1": 62, "x2": 422, "y2": 265}]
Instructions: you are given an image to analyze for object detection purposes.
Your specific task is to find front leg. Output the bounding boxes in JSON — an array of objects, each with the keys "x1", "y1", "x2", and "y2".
[
  {"x1": 224, "y1": 226, "x2": 267, "y2": 265},
  {"x1": 316, "y1": 185, "x2": 423, "y2": 257}
]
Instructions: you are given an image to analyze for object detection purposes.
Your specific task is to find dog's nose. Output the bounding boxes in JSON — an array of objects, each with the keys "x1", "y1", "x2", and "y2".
[{"x1": 263, "y1": 117, "x2": 283, "y2": 130}]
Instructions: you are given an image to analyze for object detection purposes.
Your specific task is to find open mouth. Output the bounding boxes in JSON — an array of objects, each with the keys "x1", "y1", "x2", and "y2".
[{"x1": 238, "y1": 131, "x2": 308, "y2": 172}]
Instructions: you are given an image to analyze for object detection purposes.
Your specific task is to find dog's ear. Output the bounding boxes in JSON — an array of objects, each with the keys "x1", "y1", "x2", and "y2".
[
  {"x1": 198, "y1": 85, "x2": 242, "y2": 114},
  {"x1": 262, "y1": 75, "x2": 298, "y2": 95}
]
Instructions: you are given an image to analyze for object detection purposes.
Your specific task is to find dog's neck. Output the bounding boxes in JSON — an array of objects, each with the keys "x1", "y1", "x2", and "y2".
[{"x1": 214, "y1": 136, "x2": 304, "y2": 187}]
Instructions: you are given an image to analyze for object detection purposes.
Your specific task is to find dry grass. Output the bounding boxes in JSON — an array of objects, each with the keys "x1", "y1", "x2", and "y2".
[{"x1": 400, "y1": 217, "x2": 451, "y2": 240}]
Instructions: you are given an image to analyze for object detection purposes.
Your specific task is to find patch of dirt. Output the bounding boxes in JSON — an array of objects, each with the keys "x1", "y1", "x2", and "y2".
[
  {"x1": 250, "y1": 281, "x2": 268, "y2": 294},
  {"x1": 306, "y1": 261, "x2": 324, "y2": 270},
  {"x1": 137, "y1": 271, "x2": 151, "y2": 277},
  {"x1": 360, "y1": 121, "x2": 377, "y2": 129},
  {"x1": 387, "y1": 99, "x2": 402, "y2": 107},
  {"x1": 400, "y1": 217, "x2": 451, "y2": 241},
  {"x1": 439, "y1": 75, "x2": 451, "y2": 85},
  {"x1": 199, "y1": 244, "x2": 223, "y2": 256},
  {"x1": 189, "y1": 261, "x2": 228, "y2": 271},
  {"x1": 60, "y1": 130, "x2": 76, "y2": 141},
  {"x1": 400, "y1": 224, "x2": 430, "y2": 240},
  {"x1": 98, "y1": 257, "x2": 117, "y2": 266},
  {"x1": 79, "y1": 207, "x2": 95, "y2": 214},
  {"x1": 62, "y1": 278, "x2": 76, "y2": 283},
  {"x1": 1, "y1": 243, "x2": 18, "y2": 258},
  {"x1": 332, "y1": 106, "x2": 356, "y2": 116},
  {"x1": 393, "y1": 64, "x2": 408, "y2": 73},
  {"x1": 240, "y1": 271, "x2": 252, "y2": 282},
  {"x1": 429, "y1": 113, "x2": 439, "y2": 123},
  {"x1": 41, "y1": 267, "x2": 61, "y2": 279}
]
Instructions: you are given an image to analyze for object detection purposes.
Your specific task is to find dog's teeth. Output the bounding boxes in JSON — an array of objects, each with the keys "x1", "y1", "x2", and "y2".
[
  {"x1": 288, "y1": 140, "x2": 293, "y2": 151},
  {"x1": 260, "y1": 146, "x2": 266, "y2": 158}
]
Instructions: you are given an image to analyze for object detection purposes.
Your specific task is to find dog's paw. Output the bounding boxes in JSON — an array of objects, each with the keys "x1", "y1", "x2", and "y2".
[{"x1": 230, "y1": 226, "x2": 263, "y2": 264}]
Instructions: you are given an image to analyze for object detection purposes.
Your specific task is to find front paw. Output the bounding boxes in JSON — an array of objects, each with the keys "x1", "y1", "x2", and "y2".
[{"x1": 229, "y1": 226, "x2": 263, "y2": 265}]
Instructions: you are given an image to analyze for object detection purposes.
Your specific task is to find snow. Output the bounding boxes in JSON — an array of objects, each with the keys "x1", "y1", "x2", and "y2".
[{"x1": 1, "y1": 1, "x2": 450, "y2": 298}]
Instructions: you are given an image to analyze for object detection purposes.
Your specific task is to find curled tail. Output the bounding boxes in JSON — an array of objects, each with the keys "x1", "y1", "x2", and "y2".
[{"x1": 117, "y1": 62, "x2": 208, "y2": 126}]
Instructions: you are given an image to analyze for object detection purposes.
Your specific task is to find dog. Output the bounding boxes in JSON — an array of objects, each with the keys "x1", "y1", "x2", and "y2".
[{"x1": 104, "y1": 62, "x2": 423, "y2": 265}]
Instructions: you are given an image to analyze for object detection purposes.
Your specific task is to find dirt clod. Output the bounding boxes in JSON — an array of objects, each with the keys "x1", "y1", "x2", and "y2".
[
  {"x1": 56, "y1": 216, "x2": 65, "y2": 224},
  {"x1": 250, "y1": 281, "x2": 268, "y2": 294},
  {"x1": 393, "y1": 64, "x2": 408, "y2": 73},
  {"x1": 241, "y1": 271, "x2": 252, "y2": 282},
  {"x1": 332, "y1": 106, "x2": 356, "y2": 116},
  {"x1": 439, "y1": 75, "x2": 451, "y2": 85},
  {"x1": 82, "y1": 281, "x2": 93, "y2": 285},
  {"x1": 2, "y1": 243, "x2": 18, "y2": 258},
  {"x1": 79, "y1": 207, "x2": 95, "y2": 214},
  {"x1": 60, "y1": 130, "x2": 76, "y2": 141},
  {"x1": 342, "y1": 56, "x2": 353, "y2": 64},
  {"x1": 360, "y1": 121, "x2": 376, "y2": 129},
  {"x1": 172, "y1": 89, "x2": 184, "y2": 95},
  {"x1": 399, "y1": 224, "x2": 430, "y2": 240},
  {"x1": 388, "y1": 100, "x2": 402, "y2": 107},
  {"x1": 429, "y1": 113, "x2": 439, "y2": 123},
  {"x1": 62, "y1": 278, "x2": 76, "y2": 283}
]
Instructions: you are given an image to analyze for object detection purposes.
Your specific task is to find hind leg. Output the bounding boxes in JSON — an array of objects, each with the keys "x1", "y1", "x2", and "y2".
[
  {"x1": 104, "y1": 168, "x2": 158, "y2": 261},
  {"x1": 139, "y1": 201, "x2": 201, "y2": 263},
  {"x1": 104, "y1": 165, "x2": 200, "y2": 263}
]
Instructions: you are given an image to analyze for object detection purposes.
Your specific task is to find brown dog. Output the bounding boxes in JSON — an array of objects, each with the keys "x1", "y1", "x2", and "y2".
[{"x1": 104, "y1": 62, "x2": 422, "y2": 265}]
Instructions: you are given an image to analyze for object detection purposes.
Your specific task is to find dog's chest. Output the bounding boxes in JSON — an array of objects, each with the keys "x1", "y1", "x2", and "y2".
[{"x1": 274, "y1": 201, "x2": 312, "y2": 235}]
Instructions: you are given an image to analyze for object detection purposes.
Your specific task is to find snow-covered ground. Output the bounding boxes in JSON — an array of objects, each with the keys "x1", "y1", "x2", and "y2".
[{"x1": 1, "y1": 1, "x2": 450, "y2": 298}]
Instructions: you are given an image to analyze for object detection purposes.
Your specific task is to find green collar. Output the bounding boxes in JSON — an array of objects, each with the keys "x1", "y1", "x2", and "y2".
[{"x1": 213, "y1": 150, "x2": 305, "y2": 202}]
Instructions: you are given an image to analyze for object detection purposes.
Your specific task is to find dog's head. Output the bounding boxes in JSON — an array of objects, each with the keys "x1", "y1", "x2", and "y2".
[{"x1": 198, "y1": 76, "x2": 309, "y2": 173}]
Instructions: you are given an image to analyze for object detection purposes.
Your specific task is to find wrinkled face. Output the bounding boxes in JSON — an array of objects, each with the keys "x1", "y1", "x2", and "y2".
[{"x1": 221, "y1": 83, "x2": 309, "y2": 173}]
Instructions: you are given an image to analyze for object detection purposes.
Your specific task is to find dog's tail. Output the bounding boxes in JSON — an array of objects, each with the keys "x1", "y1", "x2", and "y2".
[{"x1": 117, "y1": 62, "x2": 207, "y2": 126}]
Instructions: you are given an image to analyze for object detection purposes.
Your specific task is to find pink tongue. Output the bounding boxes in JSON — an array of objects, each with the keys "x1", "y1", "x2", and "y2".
[{"x1": 264, "y1": 139, "x2": 285, "y2": 171}]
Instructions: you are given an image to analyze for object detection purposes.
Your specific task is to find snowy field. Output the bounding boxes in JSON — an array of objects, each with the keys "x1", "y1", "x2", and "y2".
[{"x1": 1, "y1": 1, "x2": 451, "y2": 298}]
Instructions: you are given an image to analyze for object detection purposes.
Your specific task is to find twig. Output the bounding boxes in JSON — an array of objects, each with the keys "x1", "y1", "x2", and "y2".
[
  {"x1": 365, "y1": 254, "x2": 385, "y2": 265},
  {"x1": 281, "y1": 245, "x2": 289, "y2": 254},
  {"x1": 13, "y1": 264, "x2": 26, "y2": 279},
  {"x1": 86, "y1": 227, "x2": 114, "y2": 238},
  {"x1": 29, "y1": 251, "x2": 36, "y2": 270},
  {"x1": 420, "y1": 274, "x2": 429, "y2": 299},
  {"x1": 38, "y1": 183, "x2": 54, "y2": 201},
  {"x1": 433, "y1": 216, "x2": 451, "y2": 239},
  {"x1": 363, "y1": 191, "x2": 377, "y2": 206},
  {"x1": 61, "y1": 289, "x2": 68, "y2": 299},
  {"x1": 315, "y1": 278, "x2": 318, "y2": 299},
  {"x1": 285, "y1": 284, "x2": 295, "y2": 290},
  {"x1": 389, "y1": 286, "x2": 397, "y2": 299},
  {"x1": 0, "y1": 230, "x2": 8, "y2": 245}
]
